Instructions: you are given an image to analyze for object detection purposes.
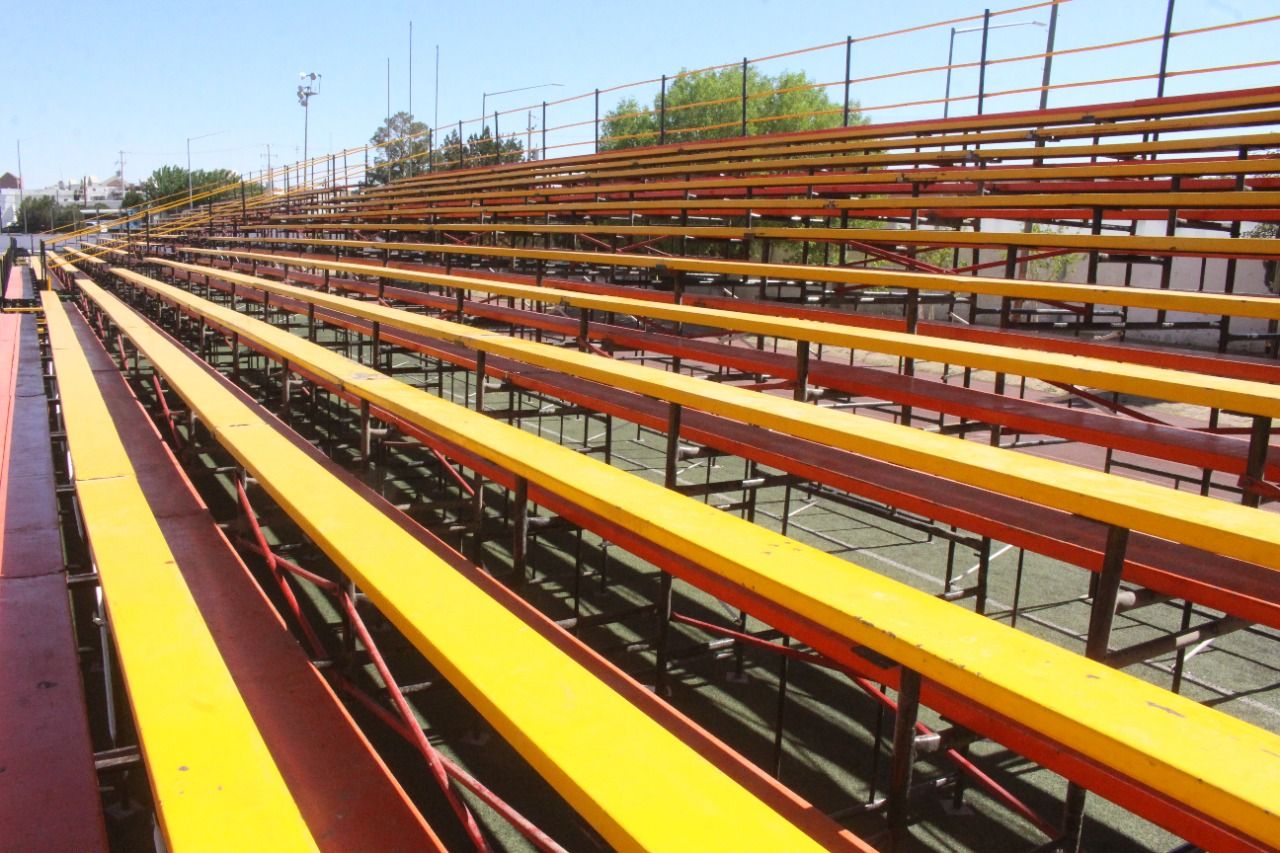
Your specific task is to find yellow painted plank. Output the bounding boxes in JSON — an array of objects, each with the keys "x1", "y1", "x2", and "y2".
[
  {"x1": 89, "y1": 269, "x2": 1280, "y2": 848},
  {"x1": 168, "y1": 250, "x2": 1280, "y2": 414},
  {"x1": 141, "y1": 259, "x2": 1280, "y2": 567},
  {"x1": 179, "y1": 238, "x2": 1280, "y2": 330},
  {"x1": 165, "y1": 223, "x2": 1280, "y2": 261},
  {"x1": 67, "y1": 277, "x2": 846, "y2": 853},
  {"x1": 40, "y1": 291, "x2": 318, "y2": 853}
]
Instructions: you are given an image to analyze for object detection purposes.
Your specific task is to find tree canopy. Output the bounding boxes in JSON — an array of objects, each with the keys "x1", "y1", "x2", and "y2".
[
  {"x1": 13, "y1": 196, "x2": 81, "y2": 233},
  {"x1": 601, "y1": 66, "x2": 864, "y2": 150},
  {"x1": 368, "y1": 112, "x2": 432, "y2": 184},
  {"x1": 142, "y1": 164, "x2": 246, "y2": 205}
]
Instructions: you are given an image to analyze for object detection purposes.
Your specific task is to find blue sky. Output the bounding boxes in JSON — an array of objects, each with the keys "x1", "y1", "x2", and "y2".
[{"x1": 4, "y1": 0, "x2": 1277, "y2": 188}]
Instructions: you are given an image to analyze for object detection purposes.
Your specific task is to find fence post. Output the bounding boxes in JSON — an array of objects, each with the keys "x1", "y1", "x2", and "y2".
[
  {"x1": 458, "y1": 120, "x2": 465, "y2": 167},
  {"x1": 741, "y1": 57, "x2": 748, "y2": 137},
  {"x1": 594, "y1": 88, "x2": 600, "y2": 152},
  {"x1": 977, "y1": 8, "x2": 991, "y2": 115},
  {"x1": 659, "y1": 74, "x2": 667, "y2": 145},
  {"x1": 493, "y1": 110, "x2": 500, "y2": 164},
  {"x1": 541, "y1": 101, "x2": 547, "y2": 160},
  {"x1": 1038, "y1": 1, "x2": 1059, "y2": 110},
  {"x1": 1157, "y1": 0, "x2": 1176, "y2": 97},
  {"x1": 843, "y1": 36, "x2": 853, "y2": 127}
]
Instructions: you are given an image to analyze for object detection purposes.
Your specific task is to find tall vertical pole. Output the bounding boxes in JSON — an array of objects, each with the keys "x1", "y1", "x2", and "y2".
[
  {"x1": 842, "y1": 37, "x2": 853, "y2": 127},
  {"x1": 458, "y1": 120, "x2": 465, "y2": 167},
  {"x1": 594, "y1": 89, "x2": 600, "y2": 153},
  {"x1": 1157, "y1": 0, "x2": 1176, "y2": 97},
  {"x1": 386, "y1": 57, "x2": 391, "y2": 121},
  {"x1": 977, "y1": 9, "x2": 991, "y2": 116},
  {"x1": 266, "y1": 144, "x2": 272, "y2": 192},
  {"x1": 541, "y1": 101, "x2": 547, "y2": 160},
  {"x1": 526, "y1": 111, "x2": 533, "y2": 161},
  {"x1": 434, "y1": 45, "x2": 440, "y2": 131},
  {"x1": 409, "y1": 20, "x2": 414, "y2": 116},
  {"x1": 186, "y1": 137, "x2": 193, "y2": 208},
  {"x1": 1038, "y1": 2, "x2": 1060, "y2": 110}
]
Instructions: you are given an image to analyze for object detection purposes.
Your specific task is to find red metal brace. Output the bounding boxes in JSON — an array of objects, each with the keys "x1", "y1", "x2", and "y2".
[
  {"x1": 338, "y1": 591, "x2": 491, "y2": 851},
  {"x1": 235, "y1": 478, "x2": 328, "y2": 658},
  {"x1": 333, "y1": 680, "x2": 567, "y2": 853},
  {"x1": 149, "y1": 375, "x2": 184, "y2": 450}
]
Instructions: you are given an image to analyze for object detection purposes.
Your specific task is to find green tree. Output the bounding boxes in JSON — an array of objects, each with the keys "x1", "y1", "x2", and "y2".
[
  {"x1": 15, "y1": 196, "x2": 82, "y2": 233},
  {"x1": 1025, "y1": 224, "x2": 1083, "y2": 282},
  {"x1": 368, "y1": 112, "x2": 432, "y2": 185},
  {"x1": 601, "y1": 67, "x2": 863, "y2": 150},
  {"x1": 142, "y1": 165, "x2": 244, "y2": 205},
  {"x1": 121, "y1": 189, "x2": 146, "y2": 209},
  {"x1": 412, "y1": 126, "x2": 524, "y2": 174},
  {"x1": 435, "y1": 129, "x2": 465, "y2": 169},
  {"x1": 463, "y1": 127, "x2": 523, "y2": 168}
]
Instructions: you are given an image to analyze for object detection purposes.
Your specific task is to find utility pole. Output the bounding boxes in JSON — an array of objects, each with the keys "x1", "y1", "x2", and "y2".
[
  {"x1": 434, "y1": 45, "x2": 440, "y2": 132},
  {"x1": 386, "y1": 57, "x2": 391, "y2": 121},
  {"x1": 408, "y1": 21, "x2": 413, "y2": 117}
]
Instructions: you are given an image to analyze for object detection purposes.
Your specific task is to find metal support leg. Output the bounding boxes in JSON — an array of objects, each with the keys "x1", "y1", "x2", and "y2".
[
  {"x1": 474, "y1": 350, "x2": 487, "y2": 412},
  {"x1": 655, "y1": 403, "x2": 683, "y2": 695},
  {"x1": 1086, "y1": 525, "x2": 1130, "y2": 661},
  {"x1": 975, "y1": 536, "x2": 992, "y2": 616},
  {"x1": 1064, "y1": 524, "x2": 1130, "y2": 849},
  {"x1": 888, "y1": 668, "x2": 922, "y2": 833},
  {"x1": 359, "y1": 399, "x2": 372, "y2": 469},
  {"x1": 772, "y1": 636, "x2": 791, "y2": 778},
  {"x1": 794, "y1": 339, "x2": 810, "y2": 402},
  {"x1": 1242, "y1": 415, "x2": 1271, "y2": 508},
  {"x1": 512, "y1": 476, "x2": 528, "y2": 583}
]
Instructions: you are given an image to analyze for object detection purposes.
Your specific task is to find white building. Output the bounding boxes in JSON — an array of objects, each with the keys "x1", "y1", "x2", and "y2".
[{"x1": 0, "y1": 172, "x2": 19, "y2": 229}]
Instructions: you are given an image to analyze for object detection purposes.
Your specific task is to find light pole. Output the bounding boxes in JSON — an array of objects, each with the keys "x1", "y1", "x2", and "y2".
[
  {"x1": 186, "y1": 130, "x2": 223, "y2": 209},
  {"x1": 943, "y1": 19, "x2": 1045, "y2": 119},
  {"x1": 297, "y1": 72, "x2": 321, "y2": 185}
]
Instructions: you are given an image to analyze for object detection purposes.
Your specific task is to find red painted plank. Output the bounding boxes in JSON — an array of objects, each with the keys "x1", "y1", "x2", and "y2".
[{"x1": 0, "y1": 312, "x2": 108, "y2": 851}]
